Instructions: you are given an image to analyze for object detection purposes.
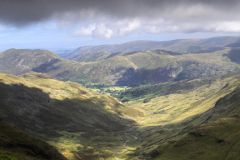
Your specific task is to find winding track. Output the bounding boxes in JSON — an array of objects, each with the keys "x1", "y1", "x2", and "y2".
[{"x1": 115, "y1": 108, "x2": 152, "y2": 159}]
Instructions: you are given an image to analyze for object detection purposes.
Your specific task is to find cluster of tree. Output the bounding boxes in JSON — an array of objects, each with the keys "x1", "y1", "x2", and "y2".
[
  {"x1": 116, "y1": 84, "x2": 168, "y2": 102},
  {"x1": 86, "y1": 84, "x2": 108, "y2": 89}
]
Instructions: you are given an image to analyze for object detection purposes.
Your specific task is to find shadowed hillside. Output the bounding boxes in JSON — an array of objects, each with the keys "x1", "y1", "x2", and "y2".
[
  {"x1": 0, "y1": 72, "x2": 142, "y2": 160},
  {"x1": 0, "y1": 119, "x2": 67, "y2": 160}
]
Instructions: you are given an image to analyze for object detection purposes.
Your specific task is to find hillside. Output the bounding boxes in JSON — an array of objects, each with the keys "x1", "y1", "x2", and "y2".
[
  {"x1": 150, "y1": 79, "x2": 240, "y2": 160},
  {"x1": 72, "y1": 51, "x2": 112, "y2": 62},
  {"x1": 67, "y1": 40, "x2": 161, "y2": 60},
  {"x1": 0, "y1": 48, "x2": 62, "y2": 75},
  {"x1": 67, "y1": 36, "x2": 240, "y2": 61},
  {"x1": 99, "y1": 73, "x2": 240, "y2": 160},
  {"x1": 0, "y1": 119, "x2": 67, "y2": 160},
  {"x1": 2, "y1": 47, "x2": 240, "y2": 87},
  {"x1": 0, "y1": 72, "x2": 143, "y2": 160},
  {"x1": 1, "y1": 72, "x2": 240, "y2": 159}
]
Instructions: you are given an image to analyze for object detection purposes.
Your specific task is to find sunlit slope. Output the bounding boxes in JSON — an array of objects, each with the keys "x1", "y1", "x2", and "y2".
[
  {"x1": 116, "y1": 73, "x2": 240, "y2": 159},
  {"x1": 119, "y1": 73, "x2": 240, "y2": 126},
  {"x1": 0, "y1": 72, "x2": 142, "y2": 160},
  {"x1": 150, "y1": 80, "x2": 240, "y2": 160},
  {"x1": 0, "y1": 119, "x2": 67, "y2": 160}
]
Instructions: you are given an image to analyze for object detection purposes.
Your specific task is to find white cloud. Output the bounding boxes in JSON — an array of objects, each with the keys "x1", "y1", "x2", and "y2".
[
  {"x1": 73, "y1": 24, "x2": 96, "y2": 36},
  {"x1": 72, "y1": 19, "x2": 141, "y2": 39},
  {"x1": 70, "y1": 17, "x2": 240, "y2": 39},
  {"x1": 0, "y1": 24, "x2": 13, "y2": 31},
  {"x1": 215, "y1": 21, "x2": 240, "y2": 32},
  {"x1": 92, "y1": 23, "x2": 113, "y2": 39}
]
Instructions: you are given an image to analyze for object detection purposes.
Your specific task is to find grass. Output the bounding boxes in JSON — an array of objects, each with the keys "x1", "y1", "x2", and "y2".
[
  {"x1": 0, "y1": 72, "x2": 143, "y2": 160},
  {"x1": 113, "y1": 73, "x2": 240, "y2": 159},
  {"x1": 0, "y1": 119, "x2": 67, "y2": 160},
  {"x1": 150, "y1": 92, "x2": 240, "y2": 160},
  {"x1": 1, "y1": 71, "x2": 240, "y2": 160}
]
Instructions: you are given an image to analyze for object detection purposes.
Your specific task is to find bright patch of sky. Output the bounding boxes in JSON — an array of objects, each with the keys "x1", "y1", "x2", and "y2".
[{"x1": 1, "y1": 19, "x2": 240, "y2": 52}]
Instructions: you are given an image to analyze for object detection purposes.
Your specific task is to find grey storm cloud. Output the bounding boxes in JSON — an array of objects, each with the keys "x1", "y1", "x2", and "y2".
[
  {"x1": 0, "y1": 0, "x2": 240, "y2": 26},
  {"x1": 1, "y1": 0, "x2": 240, "y2": 38}
]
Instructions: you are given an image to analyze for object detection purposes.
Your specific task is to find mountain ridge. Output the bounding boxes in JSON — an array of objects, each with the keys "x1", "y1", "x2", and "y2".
[
  {"x1": 1, "y1": 46, "x2": 240, "y2": 86},
  {"x1": 67, "y1": 36, "x2": 240, "y2": 61}
]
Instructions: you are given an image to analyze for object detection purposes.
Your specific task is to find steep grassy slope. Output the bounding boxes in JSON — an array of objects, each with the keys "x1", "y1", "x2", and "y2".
[
  {"x1": 0, "y1": 72, "x2": 142, "y2": 160},
  {"x1": 0, "y1": 119, "x2": 67, "y2": 160},
  {"x1": 113, "y1": 73, "x2": 240, "y2": 159},
  {"x1": 150, "y1": 81, "x2": 240, "y2": 160},
  {"x1": 67, "y1": 36, "x2": 240, "y2": 60}
]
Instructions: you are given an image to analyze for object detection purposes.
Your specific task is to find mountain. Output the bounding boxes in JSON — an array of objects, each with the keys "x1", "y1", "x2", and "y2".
[
  {"x1": 72, "y1": 50, "x2": 112, "y2": 62},
  {"x1": 0, "y1": 118, "x2": 67, "y2": 160},
  {"x1": 1, "y1": 47, "x2": 240, "y2": 86},
  {"x1": 0, "y1": 72, "x2": 142, "y2": 159},
  {"x1": 226, "y1": 42, "x2": 240, "y2": 47},
  {"x1": 31, "y1": 47, "x2": 240, "y2": 86},
  {"x1": 67, "y1": 36, "x2": 240, "y2": 61},
  {"x1": 67, "y1": 40, "x2": 161, "y2": 60},
  {"x1": 0, "y1": 48, "x2": 61, "y2": 75},
  {"x1": 47, "y1": 49, "x2": 75, "y2": 58}
]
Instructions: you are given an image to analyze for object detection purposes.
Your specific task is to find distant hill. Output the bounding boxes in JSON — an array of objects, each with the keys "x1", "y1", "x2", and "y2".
[
  {"x1": 226, "y1": 42, "x2": 240, "y2": 47},
  {"x1": 72, "y1": 50, "x2": 112, "y2": 62},
  {"x1": 0, "y1": 48, "x2": 61, "y2": 75},
  {"x1": 68, "y1": 36, "x2": 240, "y2": 61},
  {"x1": 47, "y1": 48, "x2": 76, "y2": 58},
  {"x1": 1, "y1": 47, "x2": 240, "y2": 86},
  {"x1": 67, "y1": 40, "x2": 161, "y2": 60}
]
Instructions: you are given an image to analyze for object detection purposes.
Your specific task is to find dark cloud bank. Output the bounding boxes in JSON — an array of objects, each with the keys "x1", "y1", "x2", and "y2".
[
  {"x1": 1, "y1": 0, "x2": 240, "y2": 39},
  {"x1": 1, "y1": 0, "x2": 240, "y2": 27}
]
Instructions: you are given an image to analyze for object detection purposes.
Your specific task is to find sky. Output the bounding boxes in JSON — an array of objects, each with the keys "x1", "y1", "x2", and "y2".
[{"x1": 1, "y1": 0, "x2": 240, "y2": 51}]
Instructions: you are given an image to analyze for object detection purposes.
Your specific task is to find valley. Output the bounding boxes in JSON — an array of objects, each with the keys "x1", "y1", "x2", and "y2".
[
  {"x1": 1, "y1": 37, "x2": 240, "y2": 160},
  {"x1": 2, "y1": 0, "x2": 240, "y2": 159},
  {"x1": 1, "y1": 71, "x2": 240, "y2": 160}
]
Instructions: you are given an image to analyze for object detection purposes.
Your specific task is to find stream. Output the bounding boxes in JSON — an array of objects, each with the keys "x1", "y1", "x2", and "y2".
[{"x1": 115, "y1": 108, "x2": 152, "y2": 159}]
